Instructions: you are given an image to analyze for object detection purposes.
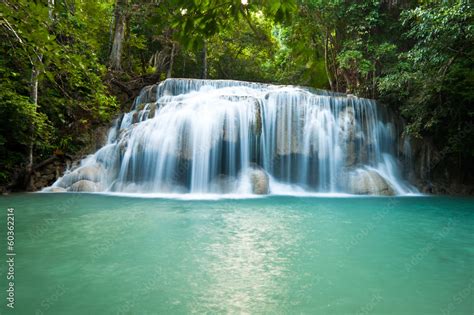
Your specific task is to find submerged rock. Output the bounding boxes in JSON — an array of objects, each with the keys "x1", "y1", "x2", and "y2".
[
  {"x1": 348, "y1": 169, "x2": 395, "y2": 195},
  {"x1": 249, "y1": 168, "x2": 269, "y2": 194}
]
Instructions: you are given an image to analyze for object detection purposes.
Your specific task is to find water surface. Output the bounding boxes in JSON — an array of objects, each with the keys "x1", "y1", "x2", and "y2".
[{"x1": 0, "y1": 194, "x2": 472, "y2": 314}]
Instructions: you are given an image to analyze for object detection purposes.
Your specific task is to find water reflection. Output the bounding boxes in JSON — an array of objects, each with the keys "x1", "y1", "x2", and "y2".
[{"x1": 191, "y1": 208, "x2": 300, "y2": 313}]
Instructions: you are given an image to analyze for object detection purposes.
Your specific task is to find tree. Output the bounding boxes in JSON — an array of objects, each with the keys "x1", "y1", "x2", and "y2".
[
  {"x1": 1, "y1": 0, "x2": 117, "y2": 189},
  {"x1": 109, "y1": 0, "x2": 129, "y2": 70},
  {"x1": 1, "y1": 0, "x2": 56, "y2": 186},
  {"x1": 378, "y1": 0, "x2": 473, "y2": 179}
]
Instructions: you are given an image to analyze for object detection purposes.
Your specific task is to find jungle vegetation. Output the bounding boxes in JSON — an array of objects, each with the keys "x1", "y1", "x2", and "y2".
[{"x1": 0, "y1": 0, "x2": 472, "y2": 189}]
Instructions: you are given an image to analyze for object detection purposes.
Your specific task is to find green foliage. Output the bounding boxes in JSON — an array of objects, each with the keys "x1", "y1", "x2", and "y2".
[
  {"x1": 0, "y1": 81, "x2": 52, "y2": 185},
  {"x1": 337, "y1": 48, "x2": 373, "y2": 77},
  {"x1": 204, "y1": 12, "x2": 279, "y2": 82},
  {"x1": 0, "y1": 0, "x2": 473, "y2": 188},
  {"x1": 172, "y1": 0, "x2": 296, "y2": 49},
  {"x1": 378, "y1": 0, "x2": 473, "y2": 162},
  {"x1": 0, "y1": 85, "x2": 51, "y2": 148},
  {"x1": 0, "y1": 0, "x2": 118, "y2": 187}
]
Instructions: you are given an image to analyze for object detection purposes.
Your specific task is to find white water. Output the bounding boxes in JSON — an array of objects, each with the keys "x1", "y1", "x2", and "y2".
[{"x1": 49, "y1": 79, "x2": 417, "y2": 195}]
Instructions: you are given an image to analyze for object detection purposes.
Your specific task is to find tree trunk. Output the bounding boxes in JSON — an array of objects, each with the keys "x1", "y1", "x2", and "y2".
[
  {"x1": 24, "y1": 61, "x2": 41, "y2": 189},
  {"x1": 48, "y1": 0, "x2": 55, "y2": 20},
  {"x1": 109, "y1": 0, "x2": 128, "y2": 71},
  {"x1": 167, "y1": 42, "x2": 175, "y2": 78},
  {"x1": 326, "y1": 31, "x2": 340, "y2": 92},
  {"x1": 324, "y1": 31, "x2": 334, "y2": 91},
  {"x1": 343, "y1": 70, "x2": 353, "y2": 94},
  {"x1": 372, "y1": 68, "x2": 376, "y2": 99},
  {"x1": 201, "y1": 40, "x2": 207, "y2": 79},
  {"x1": 30, "y1": 65, "x2": 39, "y2": 105}
]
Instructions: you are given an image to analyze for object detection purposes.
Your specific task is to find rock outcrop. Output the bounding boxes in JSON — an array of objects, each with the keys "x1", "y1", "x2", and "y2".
[
  {"x1": 338, "y1": 106, "x2": 357, "y2": 167},
  {"x1": 55, "y1": 164, "x2": 102, "y2": 188},
  {"x1": 69, "y1": 180, "x2": 98, "y2": 192},
  {"x1": 348, "y1": 169, "x2": 395, "y2": 195},
  {"x1": 249, "y1": 168, "x2": 269, "y2": 194}
]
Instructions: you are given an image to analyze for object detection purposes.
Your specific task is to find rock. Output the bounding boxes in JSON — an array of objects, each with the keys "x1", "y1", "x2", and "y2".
[
  {"x1": 76, "y1": 165, "x2": 102, "y2": 182},
  {"x1": 348, "y1": 169, "x2": 395, "y2": 195},
  {"x1": 55, "y1": 173, "x2": 75, "y2": 188},
  {"x1": 119, "y1": 139, "x2": 128, "y2": 156},
  {"x1": 56, "y1": 164, "x2": 102, "y2": 188},
  {"x1": 134, "y1": 85, "x2": 157, "y2": 106},
  {"x1": 211, "y1": 174, "x2": 237, "y2": 193},
  {"x1": 345, "y1": 141, "x2": 356, "y2": 166},
  {"x1": 359, "y1": 142, "x2": 372, "y2": 165},
  {"x1": 253, "y1": 101, "x2": 262, "y2": 135},
  {"x1": 69, "y1": 180, "x2": 97, "y2": 192},
  {"x1": 148, "y1": 103, "x2": 157, "y2": 119},
  {"x1": 338, "y1": 107, "x2": 357, "y2": 167},
  {"x1": 49, "y1": 187, "x2": 67, "y2": 193},
  {"x1": 249, "y1": 168, "x2": 269, "y2": 194},
  {"x1": 132, "y1": 103, "x2": 157, "y2": 120},
  {"x1": 222, "y1": 116, "x2": 239, "y2": 143},
  {"x1": 135, "y1": 103, "x2": 147, "y2": 111},
  {"x1": 132, "y1": 111, "x2": 140, "y2": 124},
  {"x1": 276, "y1": 105, "x2": 303, "y2": 156},
  {"x1": 95, "y1": 144, "x2": 120, "y2": 169}
]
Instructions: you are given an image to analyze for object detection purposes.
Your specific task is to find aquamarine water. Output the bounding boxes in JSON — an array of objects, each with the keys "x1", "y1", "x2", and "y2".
[{"x1": 0, "y1": 194, "x2": 473, "y2": 314}]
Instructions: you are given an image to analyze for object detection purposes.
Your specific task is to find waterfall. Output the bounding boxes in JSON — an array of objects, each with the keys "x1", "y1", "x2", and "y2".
[{"x1": 47, "y1": 78, "x2": 418, "y2": 195}]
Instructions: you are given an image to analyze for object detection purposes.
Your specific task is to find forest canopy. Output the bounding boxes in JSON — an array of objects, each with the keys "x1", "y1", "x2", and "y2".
[{"x1": 0, "y1": 0, "x2": 473, "y2": 189}]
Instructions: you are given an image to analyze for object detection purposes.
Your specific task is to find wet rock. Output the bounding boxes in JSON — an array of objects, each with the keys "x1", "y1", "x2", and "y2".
[
  {"x1": 348, "y1": 169, "x2": 395, "y2": 195},
  {"x1": 222, "y1": 116, "x2": 239, "y2": 143},
  {"x1": 69, "y1": 180, "x2": 97, "y2": 192},
  {"x1": 148, "y1": 103, "x2": 157, "y2": 119},
  {"x1": 338, "y1": 106, "x2": 357, "y2": 167},
  {"x1": 132, "y1": 111, "x2": 140, "y2": 124},
  {"x1": 135, "y1": 103, "x2": 147, "y2": 111},
  {"x1": 135, "y1": 85, "x2": 157, "y2": 106},
  {"x1": 55, "y1": 173, "x2": 75, "y2": 188},
  {"x1": 253, "y1": 101, "x2": 262, "y2": 136},
  {"x1": 249, "y1": 168, "x2": 269, "y2": 194},
  {"x1": 76, "y1": 165, "x2": 102, "y2": 182},
  {"x1": 211, "y1": 174, "x2": 237, "y2": 193},
  {"x1": 276, "y1": 106, "x2": 303, "y2": 155},
  {"x1": 56, "y1": 165, "x2": 102, "y2": 188},
  {"x1": 49, "y1": 187, "x2": 67, "y2": 193}
]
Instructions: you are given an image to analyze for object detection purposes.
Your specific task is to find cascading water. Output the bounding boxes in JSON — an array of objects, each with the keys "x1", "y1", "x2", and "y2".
[{"x1": 47, "y1": 78, "x2": 417, "y2": 195}]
